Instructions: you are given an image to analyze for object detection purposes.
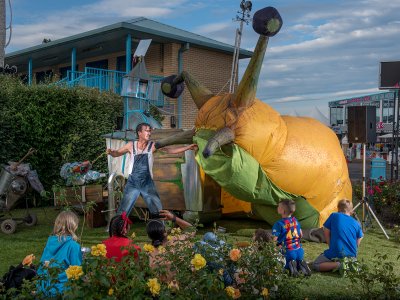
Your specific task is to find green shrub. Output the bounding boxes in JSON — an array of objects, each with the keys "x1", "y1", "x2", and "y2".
[
  {"x1": 346, "y1": 252, "x2": 400, "y2": 299},
  {"x1": 0, "y1": 75, "x2": 123, "y2": 200}
]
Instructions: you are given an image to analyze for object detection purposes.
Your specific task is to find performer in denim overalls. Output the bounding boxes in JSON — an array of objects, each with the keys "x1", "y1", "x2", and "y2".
[{"x1": 107, "y1": 123, "x2": 196, "y2": 217}]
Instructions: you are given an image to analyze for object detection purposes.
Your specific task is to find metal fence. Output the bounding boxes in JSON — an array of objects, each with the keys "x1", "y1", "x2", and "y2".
[{"x1": 57, "y1": 67, "x2": 165, "y2": 107}]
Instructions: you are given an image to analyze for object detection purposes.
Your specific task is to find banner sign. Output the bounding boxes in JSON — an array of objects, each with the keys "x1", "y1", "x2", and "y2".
[{"x1": 329, "y1": 92, "x2": 395, "y2": 107}]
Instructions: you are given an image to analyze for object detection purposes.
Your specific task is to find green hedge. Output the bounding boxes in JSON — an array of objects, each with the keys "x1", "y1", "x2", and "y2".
[{"x1": 0, "y1": 75, "x2": 123, "y2": 196}]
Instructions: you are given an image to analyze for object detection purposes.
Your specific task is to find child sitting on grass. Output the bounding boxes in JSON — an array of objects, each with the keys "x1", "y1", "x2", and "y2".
[
  {"x1": 253, "y1": 228, "x2": 273, "y2": 244},
  {"x1": 253, "y1": 228, "x2": 286, "y2": 269},
  {"x1": 146, "y1": 210, "x2": 192, "y2": 282},
  {"x1": 36, "y1": 211, "x2": 82, "y2": 297},
  {"x1": 312, "y1": 199, "x2": 363, "y2": 272},
  {"x1": 103, "y1": 213, "x2": 141, "y2": 262},
  {"x1": 272, "y1": 199, "x2": 311, "y2": 276}
]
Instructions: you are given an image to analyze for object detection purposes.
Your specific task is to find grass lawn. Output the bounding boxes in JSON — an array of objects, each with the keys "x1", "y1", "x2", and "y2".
[{"x1": 0, "y1": 207, "x2": 399, "y2": 299}]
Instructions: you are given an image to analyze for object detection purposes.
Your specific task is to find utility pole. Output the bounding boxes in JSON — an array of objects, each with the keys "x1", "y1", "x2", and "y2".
[
  {"x1": 0, "y1": 0, "x2": 6, "y2": 67},
  {"x1": 229, "y1": 0, "x2": 252, "y2": 93}
]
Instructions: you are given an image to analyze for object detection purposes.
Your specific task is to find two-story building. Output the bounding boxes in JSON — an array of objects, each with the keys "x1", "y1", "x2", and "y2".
[
  {"x1": 5, "y1": 17, "x2": 252, "y2": 129},
  {"x1": 329, "y1": 91, "x2": 396, "y2": 136}
]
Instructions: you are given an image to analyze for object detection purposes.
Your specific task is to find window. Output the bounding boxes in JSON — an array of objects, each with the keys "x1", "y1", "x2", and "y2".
[
  {"x1": 382, "y1": 99, "x2": 394, "y2": 123},
  {"x1": 59, "y1": 65, "x2": 79, "y2": 79},
  {"x1": 116, "y1": 56, "x2": 126, "y2": 72},
  {"x1": 85, "y1": 59, "x2": 108, "y2": 70},
  {"x1": 330, "y1": 106, "x2": 343, "y2": 126},
  {"x1": 35, "y1": 69, "x2": 53, "y2": 84}
]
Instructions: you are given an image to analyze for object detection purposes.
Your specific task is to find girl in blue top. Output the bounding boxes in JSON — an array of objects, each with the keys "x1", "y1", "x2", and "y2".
[{"x1": 37, "y1": 211, "x2": 82, "y2": 297}]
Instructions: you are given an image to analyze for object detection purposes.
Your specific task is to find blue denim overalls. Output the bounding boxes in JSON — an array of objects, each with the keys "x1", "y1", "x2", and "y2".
[{"x1": 117, "y1": 141, "x2": 162, "y2": 215}]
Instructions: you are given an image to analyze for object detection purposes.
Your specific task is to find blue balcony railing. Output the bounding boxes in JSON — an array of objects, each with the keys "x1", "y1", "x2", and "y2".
[{"x1": 57, "y1": 67, "x2": 165, "y2": 107}]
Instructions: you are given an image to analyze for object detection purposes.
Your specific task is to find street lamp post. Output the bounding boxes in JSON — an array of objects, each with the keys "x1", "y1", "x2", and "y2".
[{"x1": 229, "y1": 0, "x2": 252, "y2": 93}]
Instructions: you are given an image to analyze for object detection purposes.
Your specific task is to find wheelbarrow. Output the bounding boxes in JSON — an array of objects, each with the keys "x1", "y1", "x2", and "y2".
[{"x1": 0, "y1": 148, "x2": 39, "y2": 234}]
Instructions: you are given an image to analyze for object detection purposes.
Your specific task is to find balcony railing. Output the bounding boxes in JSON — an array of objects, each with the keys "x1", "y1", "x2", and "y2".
[{"x1": 57, "y1": 67, "x2": 165, "y2": 107}]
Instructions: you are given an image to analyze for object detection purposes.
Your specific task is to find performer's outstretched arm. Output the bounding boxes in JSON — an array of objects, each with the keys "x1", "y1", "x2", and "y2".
[
  {"x1": 107, "y1": 142, "x2": 133, "y2": 157},
  {"x1": 157, "y1": 144, "x2": 197, "y2": 154}
]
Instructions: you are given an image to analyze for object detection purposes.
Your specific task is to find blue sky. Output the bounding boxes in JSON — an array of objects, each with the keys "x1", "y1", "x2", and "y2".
[{"x1": 5, "y1": 0, "x2": 400, "y2": 118}]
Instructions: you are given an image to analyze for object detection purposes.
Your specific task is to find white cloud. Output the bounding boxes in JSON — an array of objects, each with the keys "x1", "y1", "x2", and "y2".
[
  {"x1": 88, "y1": 0, "x2": 186, "y2": 17},
  {"x1": 194, "y1": 22, "x2": 231, "y2": 34},
  {"x1": 7, "y1": 0, "x2": 190, "y2": 51},
  {"x1": 6, "y1": 0, "x2": 400, "y2": 118},
  {"x1": 267, "y1": 87, "x2": 381, "y2": 104},
  {"x1": 290, "y1": 24, "x2": 315, "y2": 32}
]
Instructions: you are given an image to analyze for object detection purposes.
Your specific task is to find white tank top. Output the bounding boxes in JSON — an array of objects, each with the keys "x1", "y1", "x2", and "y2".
[{"x1": 128, "y1": 141, "x2": 154, "y2": 179}]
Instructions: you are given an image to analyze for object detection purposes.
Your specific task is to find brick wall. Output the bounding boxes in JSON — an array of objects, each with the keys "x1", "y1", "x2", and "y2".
[
  {"x1": 159, "y1": 43, "x2": 180, "y2": 128},
  {"x1": 180, "y1": 47, "x2": 232, "y2": 129}
]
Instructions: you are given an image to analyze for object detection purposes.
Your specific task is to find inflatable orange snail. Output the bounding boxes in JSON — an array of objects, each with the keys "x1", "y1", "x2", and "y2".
[{"x1": 155, "y1": 7, "x2": 351, "y2": 228}]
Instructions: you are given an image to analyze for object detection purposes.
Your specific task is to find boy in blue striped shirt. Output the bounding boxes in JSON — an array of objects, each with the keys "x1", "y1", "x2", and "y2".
[{"x1": 272, "y1": 199, "x2": 311, "y2": 276}]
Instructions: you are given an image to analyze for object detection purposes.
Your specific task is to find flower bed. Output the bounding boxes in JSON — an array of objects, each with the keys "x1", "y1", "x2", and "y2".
[
  {"x1": 353, "y1": 179, "x2": 400, "y2": 226},
  {"x1": 16, "y1": 228, "x2": 298, "y2": 299},
  {"x1": 60, "y1": 237, "x2": 298, "y2": 299}
]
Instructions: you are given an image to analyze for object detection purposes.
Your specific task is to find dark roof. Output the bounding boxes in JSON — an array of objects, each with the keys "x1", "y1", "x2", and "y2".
[
  {"x1": 5, "y1": 17, "x2": 253, "y2": 72},
  {"x1": 124, "y1": 18, "x2": 252, "y2": 57}
]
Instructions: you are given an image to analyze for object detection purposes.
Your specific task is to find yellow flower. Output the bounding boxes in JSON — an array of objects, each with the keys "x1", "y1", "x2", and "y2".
[
  {"x1": 130, "y1": 232, "x2": 136, "y2": 239},
  {"x1": 218, "y1": 268, "x2": 224, "y2": 276},
  {"x1": 143, "y1": 243, "x2": 155, "y2": 253},
  {"x1": 170, "y1": 227, "x2": 181, "y2": 236},
  {"x1": 225, "y1": 286, "x2": 241, "y2": 299},
  {"x1": 91, "y1": 244, "x2": 107, "y2": 257},
  {"x1": 191, "y1": 254, "x2": 206, "y2": 271},
  {"x1": 65, "y1": 265, "x2": 83, "y2": 280},
  {"x1": 261, "y1": 288, "x2": 269, "y2": 297},
  {"x1": 226, "y1": 286, "x2": 235, "y2": 298},
  {"x1": 167, "y1": 236, "x2": 173, "y2": 241},
  {"x1": 147, "y1": 278, "x2": 161, "y2": 296},
  {"x1": 108, "y1": 288, "x2": 114, "y2": 296},
  {"x1": 167, "y1": 280, "x2": 179, "y2": 292},
  {"x1": 229, "y1": 248, "x2": 241, "y2": 262},
  {"x1": 158, "y1": 246, "x2": 166, "y2": 254}
]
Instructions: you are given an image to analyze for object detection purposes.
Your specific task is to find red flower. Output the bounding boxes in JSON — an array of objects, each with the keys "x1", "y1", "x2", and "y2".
[
  {"x1": 367, "y1": 188, "x2": 374, "y2": 195},
  {"x1": 374, "y1": 185, "x2": 382, "y2": 193}
]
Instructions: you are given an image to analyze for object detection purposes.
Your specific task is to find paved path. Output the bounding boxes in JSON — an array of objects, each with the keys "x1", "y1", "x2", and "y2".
[{"x1": 348, "y1": 159, "x2": 393, "y2": 181}]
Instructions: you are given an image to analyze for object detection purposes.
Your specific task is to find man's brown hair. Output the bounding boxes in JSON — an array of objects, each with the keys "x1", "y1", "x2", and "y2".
[
  {"x1": 279, "y1": 199, "x2": 296, "y2": 214},
  {"x1": 136, "y1": 122, "x2": 151, "y2": 135},
  {"x1": 337, "y1": 199, "x2": 353, "y2": 213}
]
